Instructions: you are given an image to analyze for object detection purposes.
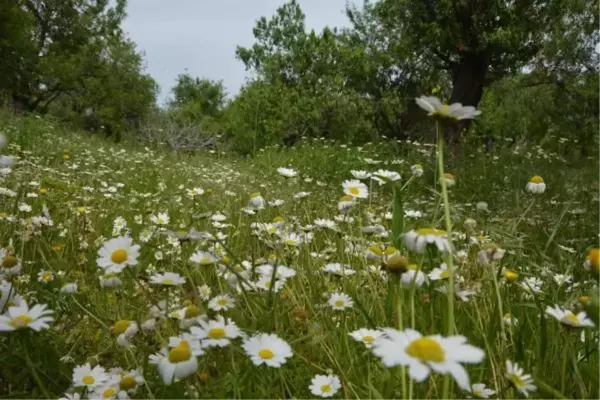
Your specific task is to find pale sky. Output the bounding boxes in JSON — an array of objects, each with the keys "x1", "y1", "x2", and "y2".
[{"x1": 121, "y1": 0, "x2": 352, "y2": 105}]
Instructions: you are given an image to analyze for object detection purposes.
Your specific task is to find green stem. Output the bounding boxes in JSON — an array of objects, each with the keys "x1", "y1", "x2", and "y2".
[
  {"x1": 24, "y1": 341, "x2": 51, "y2": 399},
  {"x1": 436, "y1": 121, "x2": 456, "y2": 400},
  {"x1": 491, "y1": 263, "x2": 506, "y2": 341},
  {"x1": 397, "y1": 276, "x2": 408, "y2": 400}
]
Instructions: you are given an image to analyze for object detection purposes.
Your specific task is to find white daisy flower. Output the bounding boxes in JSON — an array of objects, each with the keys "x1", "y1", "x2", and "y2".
[
  {"x1": 268, "y1": 199, "x2": 285, "y2": 207},
  {"x1": 293, "y1": 191, "x2": 311, "y2": 199},
  {"x1": 322, "y1": 263, "x2": 355, "y2": 276},
  {"x1": 411, "y1": 164, "x2": 424, "y2": 177},
  {"x1": 99, "y1": 273, "x2": 122, "y2": 288},
  {"x1": 415, "y1": 96, "x2": 481, "y2": 121},
  {"x1": 151, "y1": 343, "x2": 198, "y2": 385},
  {"x1": 327, "y1": 292, "x2": 353, "y2": 310},
  {"x1": 470, "y1": 383, "x2": 496, "y2": 398},
  {"x1": 150, "y1": 212, "x2": 170, "y2": 225},
  {"x1": 350, "y1": 170, "x2": 371, "y2": 180},
  {"x1": 403, "y1": 228, "x2": 452, "y2": 253},
  {"x1": 277, "y1": 167, "x2": 297, "y2": 178},
  {"x1": 428, "y1": 263, "x2": 451, "y2": 281},
  {"x1": 372, "y1": 328, "x2": 485, "y2": 390},
  {"x1": 254, "y1": 275, "x2": 285, "y2": 292},
  {"x1": 96, "y1": 236, "x2": 140, "y2": 274},
  {"x1": 60, "y1": 283, "x2": 78, "y2": 294},
  {"x1": 545, "y1": 305, "x2": 594, "y2": 327},
  {"x1": 525, "y1": 176, "x2": 546, "y2": 194},
  {"x1": 249, "y1": 192, "x2": 266, "y2": 210},
  {"x1": 208, "y1": 294, "x2": 236, "y2": 311},
  {"x1": 72, "y1": 363, "x2": 108, "y2": 389},
  {"x1": 401, "y1": 269, "x2": 427, "y2": 287},
  {"x1": 0, "y1": 251, "x2": 22, "y2": 277},
  {"x1": 309, "y1": 374, "x2": 342, "y2": 398},
  {"x1": 197, "y1": 284, "x2": 212, "y2": 300},
  {"x1": 190, "y1": 315, "x2": 241, "y2": 347},
  {"x1": 342, "y1": 180, "x2": 368, "y2": 199},
  {"x1": 242, "y1": 333, "x2": 293, "y2": 367},
  {"x1": 314, "y1": 218, "x2": 338, "y2": 230},
  {"x1": 505, "y1": 360, "x2": 536, "y2": 397},
  {"x1": 150, "y1": 272, "x2": 186, "y2": 286},
  {"x1": 189, "y1": 250, "x2": 219, "y2": 265},
  {"x1": 256, "y1": 264, "x2": 296, "y2": 279},
  {"x1": 349, "y1": 328, "x2": 384, "y2": 348},
  {"x1": 0, "y1": 300, "x2": 53, "y2": 332},
  {"x1": 373, "y1": 169, "x2": 401, "y2": 182}
]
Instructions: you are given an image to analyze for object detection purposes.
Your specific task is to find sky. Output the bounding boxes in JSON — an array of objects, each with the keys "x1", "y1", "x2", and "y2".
[{"x1": 121, "y1": 0, "x2": 352, "y2": 105}]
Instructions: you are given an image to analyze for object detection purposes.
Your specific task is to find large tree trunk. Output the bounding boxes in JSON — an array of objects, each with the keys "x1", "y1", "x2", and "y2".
[{"x1": 446, "y1": 53, "x2": 488, "y2": 151}]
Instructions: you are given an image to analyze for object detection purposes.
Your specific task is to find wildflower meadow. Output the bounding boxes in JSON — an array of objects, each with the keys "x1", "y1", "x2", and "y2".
[{"x1": 0, "y1": 99, "x2": 598, "y2": 400}]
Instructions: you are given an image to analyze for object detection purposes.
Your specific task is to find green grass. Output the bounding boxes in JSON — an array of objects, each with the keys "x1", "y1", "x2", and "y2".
[{"x1": 0, "y1": 111, "x2": 598, "y2": 399}]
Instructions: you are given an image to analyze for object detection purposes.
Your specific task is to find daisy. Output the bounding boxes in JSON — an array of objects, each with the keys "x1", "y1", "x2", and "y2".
[
  {"x1": 337, "y1": 195, "x2": 356, "y2": 213},
  {"x1": 349, "y1": 328, "x2": 384, "y2": 348},
  {"x1": 189, "y1": 250, "x2": 219, "y2": 265},
  {"x1": 403, "y1": 228, "x2": 452, "y2": 253},
  {"x1": 373, "y1": 169, "x2": 401, "y2": 182},
  {"x1": 37, "y1": 269, "x2": 54, "y2": 283},
  {"x1": 186, "y1": 187, "x2": 204, "y2": 198},
  {"x1": 401, "y1": 269, "x2": 427, "y2": 287},
  {"x1": 280, "y1": 232, "x2": 303, "y2": 247},
  {"x1": 314, "y1": 218, "x2": 338, "y2": 230},
  {"x1": 309, "y1": 374, "x2": 342, "y2": 398},
  {"x1": 327, "y1": 292, "x2": 353, "y2": 310},
  {"x1": 90, "y1": 379, "x2": 120, "y2": 400},
  {"x1": 169, "y1": 334, "x2": 204, "y2": 357},
  {"x1": 342, "y1": 180, "x2": 368, "y2": 199},
  {"x1": 151, "y1": 343, "x2": 198, "y2": 385},
  {"x1": 525, "y1": 176, "x2": 546, "y2": 194},
  {"x1": 505, "y1": 360, "x2": 536, "y2": 397},
  {"x1": 405, "y1": 210, "x2": 423, "y2": 218},
  {"x1": 150, "y1": 272, "x2": 186, "y2": 286},
  {"x1": 277, "y1": 167, "x2": 297, "y2": 178},
  {"x1": 149, "y1": 212, "x2": 169, "y2": 225},
  {"x1": 249, "y1": 192, "x2": 266, "y2": 210},
  {"x1": 477, "y1": 244, "x2": 506, "y2": 264},
  {"x1": 350, "y1": 170, "x2": 371, "y2": 180},
  {"x1": 208, "y1": 294, "x2": 236, "y2": 311},
  {"x1": 256, "y1": 264, "x2": 296, "y2": 279},
  {"x1": 111, "y1": 320, "x2": 139, "y2": 347},
  {"x1": 96, "y1": 236, "x2": 140, "y2": 274},
  {"x1": 112, "y1": 368, "x2": 144, "y2": 395},
  {"x1": 552, "y1": 274, "x2": 573, "y2": 286},
  {"x1": 322, "y1": 263, "x2": 356, "y2": 276},
  {"x1": 0, "y1": 280, "x2": 22, "y2": 310},
  {"x1": 372, "y1": 328, "x2": 485, "y2": 390},
  {"x1": 60, "y1": 283, "x2": 78, "y2": 294},
  {"x1": 269, "y1": 199, "x2": 285, "y2": 207},
  {"x1": 190, "y1": 315, "x2": 241, "y2": 347},
  {"x1": 293, "y1": 191, "x2": 311, "y2": 199},
  {"x1": 99, "y1": 273, "x2": 122, "y2": 288},
  {"x1": 545, "y1": 305, "x2": 594, "y2": 327},
  {"x1": 0, "y1": 301, "x2": 53, "y2": 332},
  {"x1": 415, "y1": 96, "x2": 481, "y2": 122},
  {"x1": 476, "y1": 201, "x2": 489, "y2": 212},
  {"x1": 0, "y1": 251, "x2": 22, "y2": 277},
  {"x1": 470, "y1": 383, "x2": 496, "y2": 398},
  {"x1": 443, "y1": 173, "x2": 456, "y2": 187},
  {"x1": 242, "y1": 333, "x2": 293, "y2": 367},
  {"x1": 254, "y1": 275, "x2": 285, "y2": 292},
  {"x1": 197, "y1": 284, "x2": 212, "y2": 300},
  {"x1": 411, "y1": 164, "x2": 424, "y2": 177},
  {"x1": 503, "y1": 313, "x2": 518, "y2": 326},
  {"x1": 519, "y1": 277, "x2": 542, "y2": 294},
  {"x1": 72, "y1": 363, "x2": 108, "y2": 389}
]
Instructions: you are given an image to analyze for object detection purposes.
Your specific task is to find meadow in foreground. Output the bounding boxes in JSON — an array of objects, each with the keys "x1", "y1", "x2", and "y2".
[{"x1": 0, "y1": 100, "x2": 598, "y2": 400}]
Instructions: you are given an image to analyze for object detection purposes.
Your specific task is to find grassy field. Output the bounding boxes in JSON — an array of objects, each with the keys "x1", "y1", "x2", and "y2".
[{"x1": 0, "y1": 110, "x2": 598, "y2": 400}]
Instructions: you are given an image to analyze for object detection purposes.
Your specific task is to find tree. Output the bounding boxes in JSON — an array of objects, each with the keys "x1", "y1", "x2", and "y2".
[
  {"x1": 0, "y1": 0, "x2": 128, "y2": 112},
  {"x1": 347, "y1": 0, "x2": 599, "y2": 144},
  {"x1": 168, "y1": 74, "x2": 227, "y2": 121}
]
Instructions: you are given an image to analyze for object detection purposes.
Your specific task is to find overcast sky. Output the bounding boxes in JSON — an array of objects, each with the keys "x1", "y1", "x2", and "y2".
[{"x1": 121, "y1": 0, "x2": 352, "y2": 105}]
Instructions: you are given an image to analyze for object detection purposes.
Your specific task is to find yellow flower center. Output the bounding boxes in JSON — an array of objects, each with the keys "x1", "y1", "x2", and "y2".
[
  {"x1": 10, "y1": 315, "x2": 33, "y2": 329},
  {"x1": 119, "y1": 375, "x2": 137, "y2": 390},
  {"x1": 443, "y1": 173, "x2": 455, "y2": 180},
  {"x1": 273, "y1": 216, "x2": 284, "y2": 223},
  {"x1": 40, "y1": 188, "x2": 47, "y2": 194},
  {"x1": 564, "y1": 313, "x2": 579, "y2": 325},
  {"x1": 579, "y1": 296, "x2": 590, "y2": 305},
  {"x1": 589, "y1": 248, "x2": 599, "y2": 270},
  {"x1": 42, "y1": 273, "x2": 52, "y2": 281},
  {"x1": 509, "y1": 373, "x2": 525, "y2": 388},
  {"x1": 384, "y1": 246, "x2": 397, "y2": 255},
  {"x1": 405, "y1": 337, "x2": 445, "y2": 363},
  {"x1": 77, "y1": 207, "x2": 86, "y2": 214},
  {"x1": 321, "y1": 384, "x2": 332, "y2": 393},
  {"x1": 339, "y1": 195, "x2": 353, "y2": 202},
  {"x1": 258, "y1": 348, "x2": 274, "y2": 359},
  {"x1": 530, "y1": 175, "x2": 544, "y2": 184},
  {"x1": 334, "y1": 300, "x2": 345, "y2": 307},
  {"x1": 504, "y1": 313, "x2": 511, "y2": 318},
  {"x1": 200, "y1": 257, "x2": 212, "y2": 264},
  {"x1": 504, "y1": 270, "x2": 519, "y2": 281},
  {"x1": 112, "y1": 320, "x2": 131, "y2": 335},
  {"x1": 0, "y1": 212, "x2": 7, "y2": 217},
  {"x1": 2, "y1": 255, "x2": 18, "y2": 268},
  {"x1": 185, "y1": 305, "x2": 202, "y2": 318},
  {"x1": 416, "y1": 228, "x2": 447, "y2": 236},
  {"x1": 110, "y1": 249, "x2": 128, "y2": 264},
  {"x1": 102, "y1": 387, "x2": 116, "y2": 398},
  {"x1": 168, "y1": 342, "x2": 192, "y2": 363},
  {"x1": 251, "y1": 192, "x2": 261, "y2": 198},
  {"x1": 439, "y1": 269, "x2": 450, "y2": 279},
  {"x1": 284, "y1": 239, "x2": 297, "y2": 246},
  {"x1": 162, "y1": 279, "x2": 173, "y2": 285},
  {"x1": 82, "y1": 375, "x2": 95, "y2": 385},
  {"x1": 216, "y1": 298, "x2": 228, "y2": 306},
  {"x1": 369, "y1": 245, "x2": 383, "y2": 255},
  {"x1": 407, "y1": 264, "x2": 419, "y2": 270},
  {"x1": 349, "y1": 187, "x2": 360, "y2": 196},
  {"x1": 363, "y1": 335, "x2": 375, "y2": 343},
  {"x1": 208, "y1": 328, "x2": 226, "y2": 339}
]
